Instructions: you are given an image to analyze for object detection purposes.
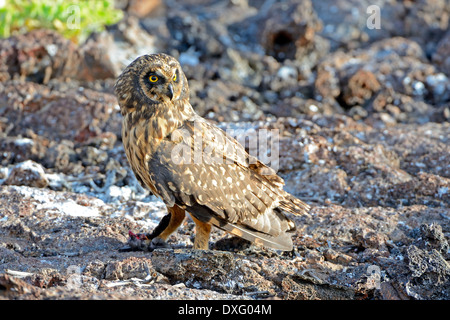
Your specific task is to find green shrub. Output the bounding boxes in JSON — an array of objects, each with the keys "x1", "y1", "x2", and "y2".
[{"x1": 0, "y1": 0, "x2": 123, "y2": 43}]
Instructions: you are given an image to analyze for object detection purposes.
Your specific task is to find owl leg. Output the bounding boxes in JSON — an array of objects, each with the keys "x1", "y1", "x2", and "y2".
[
  {"x1": 127, "y1": 205, "x2": 185, "y2": 251},
  {"x1": 155, "y1": 205, "x2": 186, "y2": 241},
  {"x1": 189, "y1": 214, "x2": 212, "y2": 250}
]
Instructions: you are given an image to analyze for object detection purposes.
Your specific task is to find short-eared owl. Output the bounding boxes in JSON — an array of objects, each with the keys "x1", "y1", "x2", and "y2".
[{"x1": 114, "y1": 53, "x2": 309, "y2": 251}]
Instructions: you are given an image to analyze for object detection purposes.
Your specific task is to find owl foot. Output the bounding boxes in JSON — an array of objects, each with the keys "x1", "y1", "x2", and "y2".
[
  {"x1": 120, "y1": 231, "x2": 170, "y2": 252},
  {"x1": 150, "y1": 237, "x2": 170, "y2": 250}
]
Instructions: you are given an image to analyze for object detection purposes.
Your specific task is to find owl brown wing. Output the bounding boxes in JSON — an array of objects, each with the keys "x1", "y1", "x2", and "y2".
[{"x1": 148, "y1": 117, "x2": 309, "y2": 250}]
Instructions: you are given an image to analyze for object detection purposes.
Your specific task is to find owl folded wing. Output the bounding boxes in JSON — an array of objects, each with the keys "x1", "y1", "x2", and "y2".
[{"x1": 147, "y1": 117, "x2": 309, "y2": 250}]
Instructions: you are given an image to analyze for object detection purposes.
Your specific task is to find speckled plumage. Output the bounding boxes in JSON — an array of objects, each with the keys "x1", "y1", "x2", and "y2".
[{"x1": 115, "y1": 53, "x2": 310, "y2": 251}]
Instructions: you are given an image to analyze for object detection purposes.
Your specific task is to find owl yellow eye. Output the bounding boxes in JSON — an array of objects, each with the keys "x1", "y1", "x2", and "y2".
[
  {"x1": 149, "y1": 75, "x2": 158, "y2": 82},
  {"x1": 173, "y1": 74, "x2": 177, "y2": 82}
]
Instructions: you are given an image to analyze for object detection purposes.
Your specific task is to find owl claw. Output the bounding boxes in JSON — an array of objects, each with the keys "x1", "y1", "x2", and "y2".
[{"x1": 150, "y1": 237, "x2": 169, "y2": 250}]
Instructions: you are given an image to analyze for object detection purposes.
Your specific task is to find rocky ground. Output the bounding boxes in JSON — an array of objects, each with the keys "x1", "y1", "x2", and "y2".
[{"x1": 0, "y1": 0, "x2": 449, "y2": 300}]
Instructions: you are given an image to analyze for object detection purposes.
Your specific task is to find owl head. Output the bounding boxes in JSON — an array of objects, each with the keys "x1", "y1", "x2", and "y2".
[{"x1": 115, "y1": 53, "x2": 190, "y2": 113}]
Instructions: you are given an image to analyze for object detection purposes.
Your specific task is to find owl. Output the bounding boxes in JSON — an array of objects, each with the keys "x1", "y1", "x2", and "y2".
[{"x1": 114, "y1": 53, "x2": 310, "y2": 251}]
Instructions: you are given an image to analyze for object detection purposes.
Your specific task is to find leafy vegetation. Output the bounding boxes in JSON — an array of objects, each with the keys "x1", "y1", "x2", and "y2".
[{"x1": 0, "y1": 0, "x2": 123, "y2": 43}]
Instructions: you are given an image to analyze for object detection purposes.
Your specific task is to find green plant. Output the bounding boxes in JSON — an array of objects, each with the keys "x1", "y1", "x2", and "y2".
[{"x1": 0, "y1": 0, "x2": 123, "y2": 43}]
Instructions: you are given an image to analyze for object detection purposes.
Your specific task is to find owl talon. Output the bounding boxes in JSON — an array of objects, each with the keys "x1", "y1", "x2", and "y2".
[{"x1": 150, "y1": 237, "x2": 170, "y2": 250}]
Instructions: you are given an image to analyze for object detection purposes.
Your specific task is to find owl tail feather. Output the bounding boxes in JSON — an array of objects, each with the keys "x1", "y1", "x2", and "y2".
[
  {"x1": 279, "y1": 193, "x2": 311, "y2": 216},
  {"x1": 208, "y1": 215, "x2": 294, "y2": 251}
]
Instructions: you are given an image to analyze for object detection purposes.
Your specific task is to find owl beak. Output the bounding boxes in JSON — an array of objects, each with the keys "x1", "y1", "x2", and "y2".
[{"x1": 167, "y1": 83, "x2": 174, "y2": 101}]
